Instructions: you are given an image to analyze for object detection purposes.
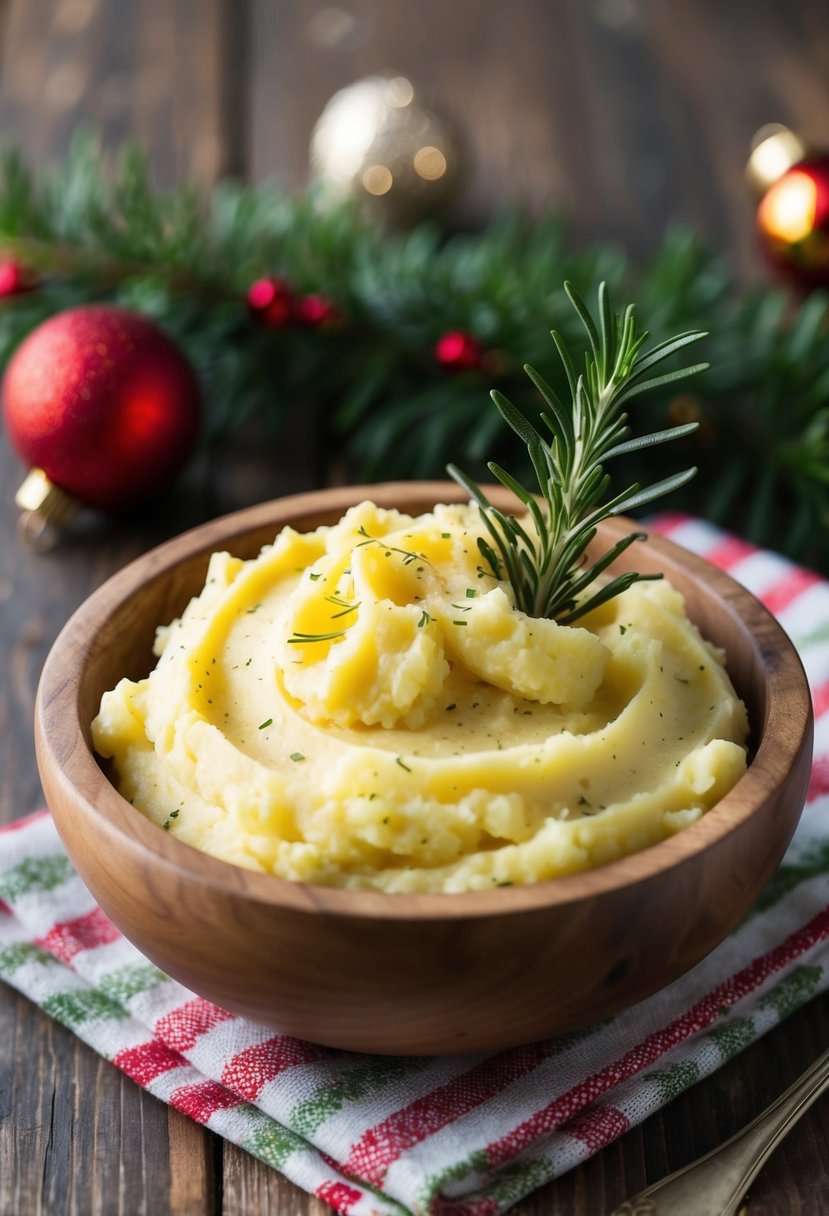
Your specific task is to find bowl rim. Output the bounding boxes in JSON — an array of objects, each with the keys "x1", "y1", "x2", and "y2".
[{"x1": 36, "y1": 480, "x2": 814, "y2": 921}]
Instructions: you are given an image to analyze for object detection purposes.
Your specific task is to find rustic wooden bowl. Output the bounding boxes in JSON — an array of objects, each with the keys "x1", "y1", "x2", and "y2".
[{"x1": 35, "y1": 483, "x2": 813, "y2": 1055}]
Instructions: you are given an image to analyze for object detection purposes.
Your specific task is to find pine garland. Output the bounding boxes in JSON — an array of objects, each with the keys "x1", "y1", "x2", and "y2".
[{"x1": 0, "y1": 132, "x2": 827, "y2": 570}]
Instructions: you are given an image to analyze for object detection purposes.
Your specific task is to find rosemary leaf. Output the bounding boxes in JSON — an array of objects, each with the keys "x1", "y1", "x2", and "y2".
[{"x1": 448, "y1": 281, "x2": 704, "y2": 622}]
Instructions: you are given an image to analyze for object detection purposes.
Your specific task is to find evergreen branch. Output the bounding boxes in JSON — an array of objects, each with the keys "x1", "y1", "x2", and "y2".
[{"x1": 0, "y1": 133, "x2": 826, "y2": 571}]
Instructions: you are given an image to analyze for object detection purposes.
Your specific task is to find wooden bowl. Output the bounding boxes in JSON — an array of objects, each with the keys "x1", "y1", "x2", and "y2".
[{"x1": 35, "y1": 483, "x2": 813, "y2": 1055}]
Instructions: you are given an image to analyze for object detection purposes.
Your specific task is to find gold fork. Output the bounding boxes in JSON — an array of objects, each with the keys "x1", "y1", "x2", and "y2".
[{"x1": 610, "y1": 1047, "x2": 829, "y2": 1216}]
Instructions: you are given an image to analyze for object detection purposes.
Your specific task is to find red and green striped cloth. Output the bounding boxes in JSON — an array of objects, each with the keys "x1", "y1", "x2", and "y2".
[{"x1": 2, "y1": 517, "x2": 828, "y2": 1216}]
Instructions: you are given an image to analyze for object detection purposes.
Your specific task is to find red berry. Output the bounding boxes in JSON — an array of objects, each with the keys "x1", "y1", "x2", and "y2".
[
  {"x1": 247, "y1": 277, "x2": 295, "y2": 328},
  {"x1": 0, "y1": 259, "x2": 32, "y2": 297},
  {"x1": 435, "y1": 330, "x2": 483, "y2": 371},
  {"x1": 294, "y1": 294, "x2": 339, "y2": 327}
]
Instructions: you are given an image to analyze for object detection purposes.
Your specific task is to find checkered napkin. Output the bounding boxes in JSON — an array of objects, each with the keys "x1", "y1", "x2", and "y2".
[{"x1": 2, "y1": 517, "x2": 828, "y2": 1216}]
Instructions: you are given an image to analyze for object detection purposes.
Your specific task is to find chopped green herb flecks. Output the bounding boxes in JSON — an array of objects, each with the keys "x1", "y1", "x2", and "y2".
[
  {"x1": 354, "y1": 526, "x2": 427, "y2": 568},
  {"x1": 258, "y1": 718, "x2": 273, "y2": 730},
  {"x1": 329, "y1": 601, "x2": 360, "y2": 620},
  {"x1": 287, "y1": 630, "x2": 347, "y2": 644}
]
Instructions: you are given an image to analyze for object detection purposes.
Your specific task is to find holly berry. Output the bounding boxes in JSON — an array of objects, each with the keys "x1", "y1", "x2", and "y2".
[
  {"x1": 247, "y1": 277, "x2": 295, "y2": 328},
  {"x1": 294, "y1": 294, "x2": 339, "y2": 327},
  {"x1": 435, "y1": 330, "x2": 484, "y2": 372},
  {"x1": 0, "y1": 258, "x2": 33, "y2": 297}
]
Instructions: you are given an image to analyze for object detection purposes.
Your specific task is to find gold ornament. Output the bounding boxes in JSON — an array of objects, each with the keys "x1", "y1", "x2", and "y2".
[{"x1": 310, "y1": 74, "x2": 460, "y2": 226}]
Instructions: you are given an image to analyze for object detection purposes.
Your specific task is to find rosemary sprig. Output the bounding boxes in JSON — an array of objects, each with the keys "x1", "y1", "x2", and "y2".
[{"x1": 448, "y1": 281, "x2": 706, "y2": 623}]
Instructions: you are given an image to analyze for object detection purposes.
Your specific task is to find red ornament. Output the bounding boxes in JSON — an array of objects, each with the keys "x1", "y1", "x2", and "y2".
[
  {"x1": 435, "y1": 330, "x2": 484, "y2": 372},
  {"x1": 756, "y1": 155, "x2": 829, "y2": 290},
  {"x1": 294, "y1": 293, "x2": 339, "y2": 328},
  {"x1": 0, "y1": 258, "x2": 33, "y2": 297},
  {"x1": 2, "y1": 305, "x2": 200, "y2": 512},
  {"x1": 247, "y1": 276, "x2": 295, "y2": 328}
]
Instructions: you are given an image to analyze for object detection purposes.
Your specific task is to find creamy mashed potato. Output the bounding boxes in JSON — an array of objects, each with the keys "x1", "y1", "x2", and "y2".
[{"x1": 92, "y1": 501, "x2": 749, "y2": 892}]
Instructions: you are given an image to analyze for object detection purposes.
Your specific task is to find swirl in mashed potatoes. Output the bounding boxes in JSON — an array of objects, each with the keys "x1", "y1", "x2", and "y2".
[{"x1": 92, "y1": 501, "x2": 749, "y2": 892}]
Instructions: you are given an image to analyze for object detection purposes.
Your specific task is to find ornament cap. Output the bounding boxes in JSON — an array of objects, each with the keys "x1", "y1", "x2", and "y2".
[
  {"x1": 747, "y1": 124, "x2": 813, "y2": 196},
  {"x1": 15, "y1": 469, "x2": 79, "y2": 552}
]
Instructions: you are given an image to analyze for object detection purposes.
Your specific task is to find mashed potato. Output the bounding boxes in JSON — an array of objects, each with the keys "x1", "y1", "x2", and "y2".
[{"x1": 92, "y1": 501, "x2": 749, "y2": 892}]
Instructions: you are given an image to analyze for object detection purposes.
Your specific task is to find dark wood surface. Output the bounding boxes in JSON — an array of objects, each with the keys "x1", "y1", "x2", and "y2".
[{"x1": 0, "y1": 1, "x2": 827, "y2": 1213}]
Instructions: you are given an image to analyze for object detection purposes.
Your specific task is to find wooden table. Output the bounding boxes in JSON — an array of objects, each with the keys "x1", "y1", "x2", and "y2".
[{"x1": 1, "y1": 2, "x2": 827, "y2": 1212}]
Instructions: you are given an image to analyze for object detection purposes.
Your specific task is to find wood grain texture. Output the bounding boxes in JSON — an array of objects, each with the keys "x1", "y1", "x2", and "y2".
[
  {"x1": 250, "y1": 0, "x2": 829, "y2": 271},
  {"x1": 222, "y1": 1144, "x2": 332, "y2": 1216},
  {"x1": 0, "y1": 993, "x2": 191, "y2": 1215},
  {"x1": 0, "y1": 0, "x2": 236, "y2": 188},
  {"x1": 1, "y1": 0, "x2": 828, "y2": 1211}
]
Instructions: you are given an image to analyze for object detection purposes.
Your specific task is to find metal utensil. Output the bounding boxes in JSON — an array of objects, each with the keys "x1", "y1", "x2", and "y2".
[{"x1": 611, "y1": 1047, "x2": 829, "y2": 1215}]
